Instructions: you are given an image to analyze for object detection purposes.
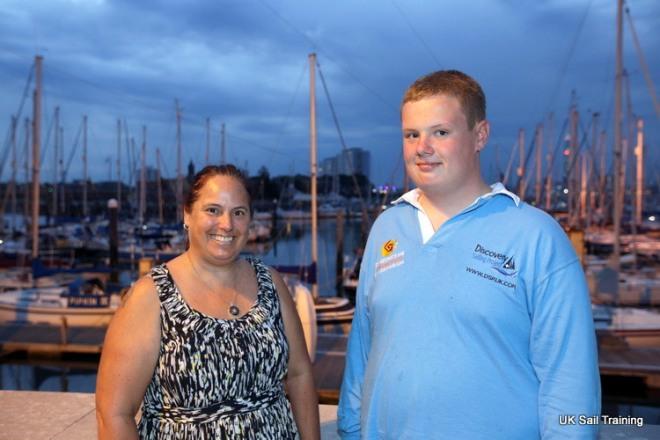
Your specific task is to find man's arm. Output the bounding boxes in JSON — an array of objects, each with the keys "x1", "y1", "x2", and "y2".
[
  {"x1": 530, "y1": 259, "x2": 601, "y2": 439},
  {"x1": 337, "y1": 248, "x2": 373, "y2": 439}
]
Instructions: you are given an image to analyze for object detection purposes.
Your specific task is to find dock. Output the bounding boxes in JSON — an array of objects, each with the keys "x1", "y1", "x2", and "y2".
[
  {"x1": 2, "y1": 323, "x2": 660, "y2": 403},
  {"x1": 315, "y1": 332, "x2": 348, "y2": 403},
  {"x1": 598, "y1": 330, "x2": 660, "y2": 388},
  {"x1": 0, "y1": 323, "x2": 350, "y2": 402},
  {"x1": 0, "y1": 323, "x2": 106, "y2": 355}
]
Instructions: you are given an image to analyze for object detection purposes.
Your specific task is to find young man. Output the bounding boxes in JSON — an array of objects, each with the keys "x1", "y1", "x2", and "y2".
[{"x1": 338, "y1": 70, "x2": 600, "y2": 439}]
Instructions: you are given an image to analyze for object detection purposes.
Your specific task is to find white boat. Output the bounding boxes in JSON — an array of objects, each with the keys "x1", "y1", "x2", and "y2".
[
  {"x1": 248, "y1": 220, "x2": 272, "y2": 242},
  {"x1": 586, "y1": 264, "x2": 660, "y2": 307},
  {"x1": 291, "y1": 281, "x2": 317, "y2": 362},
  {"x1": 0, "y1": 264, "x2": 114, "y2": 293},
  {"x1": 315, "y1": 297, "x2": 354, "y2": 324},
  {"x1": 0, "y1": 285, "x2": 121, "y2": 327},
  {"x1": 593, "y1": 304, "x2": 660, "y2": 347}
]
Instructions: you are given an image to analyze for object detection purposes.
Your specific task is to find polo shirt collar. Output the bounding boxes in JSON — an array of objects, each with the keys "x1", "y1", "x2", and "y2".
[{"x1": 392, "y1": 182, "x2": 520, "y2": 209}]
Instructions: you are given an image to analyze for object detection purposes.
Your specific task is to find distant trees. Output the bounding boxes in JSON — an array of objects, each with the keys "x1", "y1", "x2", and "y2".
[{"x1": 246, "y1": 165, "x2": 372, "y2": 205}]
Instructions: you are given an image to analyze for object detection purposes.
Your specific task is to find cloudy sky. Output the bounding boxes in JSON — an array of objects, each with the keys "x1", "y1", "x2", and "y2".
[{"x1": 0, "y1": 0, "x2": 658, "y2": 189}]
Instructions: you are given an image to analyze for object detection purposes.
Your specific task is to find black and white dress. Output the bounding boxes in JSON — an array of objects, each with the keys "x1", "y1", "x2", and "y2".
[{"x1": 137, "y1": 257, "x2": 299, "y2": 439}]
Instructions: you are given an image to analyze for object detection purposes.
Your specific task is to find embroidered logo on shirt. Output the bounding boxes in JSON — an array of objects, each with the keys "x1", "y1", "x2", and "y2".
[
  {"x1": 472, "y1": 243, "x2": 518, "y2": 277},
  {"x1": 376, "y1": 252, "x2": 405, "y2": 274},
  {"x1": 467, "y1": 243, "x2": 518, "y2": 289},
  {"x1": 381, "y1": 239, "x2": 397, "y2": 257},
  {"x1": 494, "y1": 256, "x2": 517, "y2": 277}
]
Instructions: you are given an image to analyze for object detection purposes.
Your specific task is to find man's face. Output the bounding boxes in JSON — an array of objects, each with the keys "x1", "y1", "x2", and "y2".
[{"x1": 401, "y1": 94, "x2": 488, "y2": 197}]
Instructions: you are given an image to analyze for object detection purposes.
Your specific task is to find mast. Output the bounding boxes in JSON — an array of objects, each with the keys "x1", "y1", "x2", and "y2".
[
  {"x1": 634, "y1": 118, "x2": 644, "y2": 226},
  {"x1": 534, "y1": 124, "x2": 543, "y2": 206},
  {"x1": 130, "y1": 137, "x2": 137, "y2": 215},
  {"x1": 116, "y1": 119, "x2": 122, "y2": 210},
  {"x1": 568, "y1": 103, "x2": 579, "y2": 228},
  {"x1": 309, "y1": 53, "x2": 319, "y2": 300},
  {"x1": 544, "y1": 113, "x2": 554, "y2": 211},
  {"x1": 24, "y1": 118, "x2": 30, "y2": 225},
  {"x1": 220, "y1": 122, "x2": 226, "y2": 165},
  {"x1": 139, "y1": 125, "x2": 147, "y2": 225},
  {"x1": 52, "y1": 106, "x2": 59, "y2": 219},
  {"x1": 596, "y1": 129, "x2": 606, "y2": 225},
  {"x1": 516, "y1": 128, "x2": 525, "y2": 200},
  {"x1": 612, "y1": 0, "x2": 624, "y2": 270},
  {"x1": 31, "y1": 55, "x2": 43, "y2": 259},
  {"x1": 82, "y1": 114, "x2": 88, "y2": 218},
  {"x1": 59, "y1": 126, "x2": 65, "y2": 215},
  {"x1": 579, "y1": 150, "x2": 588, "y2": 227},
  {"x1": 1, "y1": 117, "x2": 18, "y2": 234},
  {"x1": 124, "y1": 120, "x2": 133, "y2": 193},
  {"x1": 205, "y1": 117, "x2": 210, "y2": 166},
  {"x1": 10, "y1": 116, "x2": 17, "y2": 232},
  {"x1": 588, "y1": 113, "x2": 600, "y2": 227},
  {"x1": 176, "y1": 99, "x2": 183, "y2": 223},
  {"x1": 620, "y1": 138, "x2": 629, "y2": 219},
  {"x1": 156, "y1": 148, "x2": 164, "y2": 224}
]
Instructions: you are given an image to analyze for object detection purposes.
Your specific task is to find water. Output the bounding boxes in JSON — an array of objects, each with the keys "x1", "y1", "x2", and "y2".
[
  {"x1": 252, "y1": 218, "x2": 365, "y2": 297},
  {"x1": 1, "y1": 361, "x2": 97, "y2": 393}
]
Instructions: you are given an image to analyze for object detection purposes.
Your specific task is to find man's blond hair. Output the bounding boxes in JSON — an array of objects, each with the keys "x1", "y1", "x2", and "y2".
[{"x1": 402, "y1": 70, "x2": 486, "y2": 129}]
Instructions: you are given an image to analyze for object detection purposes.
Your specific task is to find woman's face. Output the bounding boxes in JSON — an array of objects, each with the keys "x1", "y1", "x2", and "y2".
[{"x1": 184, "y1": 174, "x2": 251, "y2": 265}]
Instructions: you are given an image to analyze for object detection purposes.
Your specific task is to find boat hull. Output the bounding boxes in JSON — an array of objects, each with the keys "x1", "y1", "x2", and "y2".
[
  {"x1": 0, "y1": 289, "x2": 118, "y2": 327},
  {"x1": 0, "y1": 303, "x2": 115, "y2": 327}
]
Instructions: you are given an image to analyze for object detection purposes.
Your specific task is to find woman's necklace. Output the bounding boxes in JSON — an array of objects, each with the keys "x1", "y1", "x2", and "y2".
[{"x1": 186, "y1": 253, "x2": 241, "y2": 317}]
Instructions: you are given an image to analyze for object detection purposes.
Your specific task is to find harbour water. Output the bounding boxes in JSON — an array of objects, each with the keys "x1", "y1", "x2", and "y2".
[{"x1": 256, "y1": 218, "x2": 366, "y2": 297}]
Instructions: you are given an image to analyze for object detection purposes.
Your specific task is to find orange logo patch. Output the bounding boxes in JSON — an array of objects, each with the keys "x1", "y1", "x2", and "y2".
[{"x1": 381, "y1": 239, "x2": 397, "y2": 257}]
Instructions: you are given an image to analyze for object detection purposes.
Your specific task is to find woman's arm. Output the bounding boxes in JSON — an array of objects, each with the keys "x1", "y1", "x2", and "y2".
[
  {"x1": 95, "y1": 275, "x2": 161, "y2": 439},
  {"x1": 270, "y1": 268, "x2": 321, "y2": 440}
]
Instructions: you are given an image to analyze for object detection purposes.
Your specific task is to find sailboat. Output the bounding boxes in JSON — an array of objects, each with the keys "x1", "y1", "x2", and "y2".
[
  {"x1": 0, "y1": 56, "x2": 126, "y2": 327},
  {"x1": 267, "y1": 52, "x2": 374, "y2": 358},
  {"x1": 586, "y1": 0, "x2": 660, "y2": 346},
  {"x1": 0, "y1": 282, "x2": 121, "y2": 327}
]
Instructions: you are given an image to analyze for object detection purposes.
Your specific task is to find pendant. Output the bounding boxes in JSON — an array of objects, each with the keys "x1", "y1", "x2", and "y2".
[{"x1": 229, "y1": 304, "x2": 240, "y2": 317}]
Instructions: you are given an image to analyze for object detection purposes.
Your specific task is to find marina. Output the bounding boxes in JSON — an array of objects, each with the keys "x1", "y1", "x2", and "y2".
[{"x1": 0, "y1": 0, "x2": 659, "y2": 435}]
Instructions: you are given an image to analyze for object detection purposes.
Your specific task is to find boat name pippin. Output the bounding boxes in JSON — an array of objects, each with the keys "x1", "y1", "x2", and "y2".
[{"x1": 67, "y1": 295, "x2": 111, "y2": 308}]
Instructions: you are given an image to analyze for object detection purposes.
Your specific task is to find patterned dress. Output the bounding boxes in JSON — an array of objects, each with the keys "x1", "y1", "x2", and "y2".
[{"x1": 137, "y1": 257, "x2": 299, "y2": 439}]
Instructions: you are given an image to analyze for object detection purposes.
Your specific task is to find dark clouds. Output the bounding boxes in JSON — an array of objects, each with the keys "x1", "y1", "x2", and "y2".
[{"x1": 0, "y1": 0, "x2": 658, "y2": 185}]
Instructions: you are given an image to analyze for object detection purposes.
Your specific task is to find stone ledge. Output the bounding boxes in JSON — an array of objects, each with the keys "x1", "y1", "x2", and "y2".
[{"x1": 1, "y1": 390, "x2": 659, "y2": 439}]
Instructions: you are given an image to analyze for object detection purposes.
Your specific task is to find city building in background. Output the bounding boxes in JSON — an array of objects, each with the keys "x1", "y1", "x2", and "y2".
[{"x1": 320, "y1": 147, "x2": 370, "y2": 180}]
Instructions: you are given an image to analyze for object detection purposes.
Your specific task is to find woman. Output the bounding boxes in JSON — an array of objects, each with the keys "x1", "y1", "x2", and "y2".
[{"x1": 96, "y1": 164, "x2": 320, "y2": 439}]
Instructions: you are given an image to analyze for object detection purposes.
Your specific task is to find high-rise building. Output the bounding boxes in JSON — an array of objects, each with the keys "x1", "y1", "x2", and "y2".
[
  {"x1": 340, "y1": 147, "x2": 370, "y2": 178},
  {"x1": 320, "y1": 157, "x2": 339, "y2": 177},
  {"x1": 320, "y1": 147, "x2": 370, "y2": 179}
]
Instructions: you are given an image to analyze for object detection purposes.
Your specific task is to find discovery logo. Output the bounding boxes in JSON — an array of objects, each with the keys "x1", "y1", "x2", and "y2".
[{"x1": 473, "y1": 244, "x2": 517, "y2": 277}]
